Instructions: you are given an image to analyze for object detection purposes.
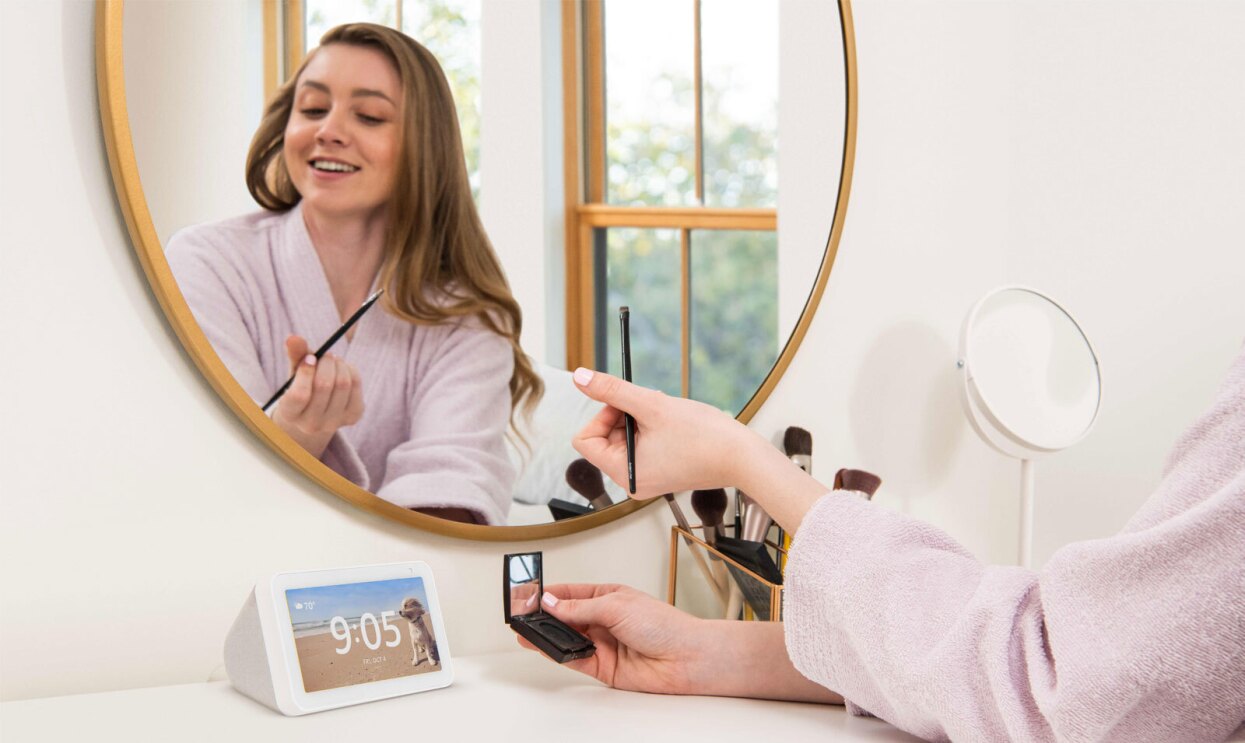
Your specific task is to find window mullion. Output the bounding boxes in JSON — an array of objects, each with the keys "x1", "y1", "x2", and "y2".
[{"x1": 681, "y1": 228, "x2": 691, "y2": 399}]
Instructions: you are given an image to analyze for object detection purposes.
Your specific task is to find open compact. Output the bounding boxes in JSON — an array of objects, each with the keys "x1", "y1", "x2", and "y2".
[{"x1": 502, "y1": 551, "x2": 595, "y2": 663}]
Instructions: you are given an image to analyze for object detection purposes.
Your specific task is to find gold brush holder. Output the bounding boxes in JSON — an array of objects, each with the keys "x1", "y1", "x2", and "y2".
[{"x1": 667, "y1": 525, "x2": 786, "y2": 621}]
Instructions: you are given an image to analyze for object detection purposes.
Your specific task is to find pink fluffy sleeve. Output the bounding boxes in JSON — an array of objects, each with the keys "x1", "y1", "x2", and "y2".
[
  {"x1": 783, "y1": 348, "x2": 1245, "y2": 742},
  {"x1": 373, "y1": 320, "x2": 517, "y2": 525},
  {"x1": 165, "y1": 226, "x2": 368, "y2": 486}
]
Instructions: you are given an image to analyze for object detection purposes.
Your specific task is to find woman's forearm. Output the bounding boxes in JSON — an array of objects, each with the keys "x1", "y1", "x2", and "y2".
[
  {"x1": 689, "y1": 619, "x2": 843, "y2": 704},
  {"x1": 732, "y1": 432, "x2": 832, "y2": 536}
]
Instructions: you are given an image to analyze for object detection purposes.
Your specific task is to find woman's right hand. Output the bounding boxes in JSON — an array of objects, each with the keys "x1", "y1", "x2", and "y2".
[
  {"x1": 570, "y1": 368, "x2": 833, "y2": 535},
  {"x1": 271, "y1": 335, "x2": 364, "y2": 458},
  {"x1": 570, "y1": 368, "x2": 758, "y2": 499}
]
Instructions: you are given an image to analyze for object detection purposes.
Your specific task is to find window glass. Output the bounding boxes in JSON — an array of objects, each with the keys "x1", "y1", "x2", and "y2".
[
  {"x1": 690, "y1": 229, "x2": 778, "y2": 411},
  {"x1": 603, "y1": 0, "x2": 697, "y2": 206},
  {"x1": 602, "y1": 228, "x2": 683, "y2": 397},
  {"x1": 700, "y1": 0, "x2": 778, "y2": 208}
]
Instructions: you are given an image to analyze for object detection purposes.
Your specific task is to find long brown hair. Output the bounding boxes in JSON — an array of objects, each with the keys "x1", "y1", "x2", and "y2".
[{"x1": 245, "y1": 23, "x2": 542, "y2": 423}]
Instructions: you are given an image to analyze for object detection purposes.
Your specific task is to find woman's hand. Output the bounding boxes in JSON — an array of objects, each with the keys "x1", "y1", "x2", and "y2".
[
  {"x1": 519, "y1": 583, "x2": 843, "y2": 704},
  {"x1": 570, "y1": 368, "x2": 832, "y2": 535},
  {"x1": 517, "y1": 584, "x2": 709, "y2": 695},
  {"x1": 271, "y1": 335, "x2": 364, "y2": 458},
  {"x1": 570, "y1": 368, "x2": 758, "y2": 499}
]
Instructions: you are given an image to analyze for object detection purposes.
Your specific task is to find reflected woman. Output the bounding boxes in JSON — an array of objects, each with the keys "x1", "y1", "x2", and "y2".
[{"x1": 167, "y1": 24, "x2": 541, "y2": 524}]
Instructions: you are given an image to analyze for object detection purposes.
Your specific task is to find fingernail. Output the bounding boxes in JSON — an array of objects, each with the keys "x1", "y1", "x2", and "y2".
[
  {"x1": 541, "y1": 592, "x2": 558, "y2": 609},
  {"x1": 573, "y1": 367, "x2": 594, "y2": 386},
  {"x1": 304, "y1": 354, "x2": 317, "y2": 367}
]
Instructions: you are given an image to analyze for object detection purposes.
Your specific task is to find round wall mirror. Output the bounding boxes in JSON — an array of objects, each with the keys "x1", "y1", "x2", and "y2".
[
  {"x1": 95, "y1": 0, "x2": 858, "y2": 539},
  {"x1": 958, "y1": 285, "x2": 1102, "y2": 565}
]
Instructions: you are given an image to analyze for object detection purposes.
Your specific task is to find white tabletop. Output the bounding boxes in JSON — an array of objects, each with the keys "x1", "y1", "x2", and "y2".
[{"x1": 1, "y1": 651, "x2": 920, "y2": 742}]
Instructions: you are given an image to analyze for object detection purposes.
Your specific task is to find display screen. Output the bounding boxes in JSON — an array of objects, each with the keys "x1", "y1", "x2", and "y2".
[{"x1": 285, "y1": 577, "x2": 440, "y2": 693}]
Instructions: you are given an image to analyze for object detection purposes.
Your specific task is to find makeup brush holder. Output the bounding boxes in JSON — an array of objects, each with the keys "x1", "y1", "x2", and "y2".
[{"x1": 667, "y1": 525, "x2": 786, "y2": 621}]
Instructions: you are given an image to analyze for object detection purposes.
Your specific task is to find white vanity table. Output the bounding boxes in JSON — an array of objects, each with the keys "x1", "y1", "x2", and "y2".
[{"x1": 2, "y1": 650, "x2": 921, "y2": 742}]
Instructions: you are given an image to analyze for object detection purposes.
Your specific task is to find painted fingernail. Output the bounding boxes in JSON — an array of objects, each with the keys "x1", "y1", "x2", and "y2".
[
  {"x1": 573, "y1": 367, "x2": 594, "y2": 386},
  {"x1": 541, "y1": 592, "x2": 559, "y2": 609},
  {"x1": 304, "y1": 354, "x2": 317, "y2": 367}
]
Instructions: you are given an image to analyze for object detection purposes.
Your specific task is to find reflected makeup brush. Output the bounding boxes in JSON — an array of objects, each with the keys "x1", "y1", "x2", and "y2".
[
  {"x1": 565, "y1": 459, "x2": 614, "y2": 511},
  {"x1": 261, "y1": 288, "x2": 384, "y2": 412}
]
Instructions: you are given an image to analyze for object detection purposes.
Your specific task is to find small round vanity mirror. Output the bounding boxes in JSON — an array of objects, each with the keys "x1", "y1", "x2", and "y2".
[{"x1": 958, "y1": 286, "x2": 1102, "y2": 566}]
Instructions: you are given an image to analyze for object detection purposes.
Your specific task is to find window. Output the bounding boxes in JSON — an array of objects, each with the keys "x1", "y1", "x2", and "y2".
[{"x1": 566, "y1": 0, "x2": 780, "y2": 412}]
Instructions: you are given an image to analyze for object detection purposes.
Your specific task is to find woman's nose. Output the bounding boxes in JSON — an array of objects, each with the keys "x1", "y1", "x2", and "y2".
[{"x1": 315, "y1": 109, "x2": 349, "y2": 146}]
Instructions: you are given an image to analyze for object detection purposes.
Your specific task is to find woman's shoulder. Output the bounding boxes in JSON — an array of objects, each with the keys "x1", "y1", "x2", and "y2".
[{"x1": 165, "y1": 208, "x2": 293, "y2": 264}]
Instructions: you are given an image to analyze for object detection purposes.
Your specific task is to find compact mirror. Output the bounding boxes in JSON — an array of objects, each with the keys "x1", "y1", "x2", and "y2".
[
  {"x1": 959, "y1": 286, "x2": 1102, "y2": 566},
  {"x1": 502, "y1": 551, "x2": 594, "y2": 663},
  {"x1": 97, "y1": 0, "x2": 858, "y2": 538},
  {"x1": 505, "y1": 553, "x2": 542, "y2": 621}
]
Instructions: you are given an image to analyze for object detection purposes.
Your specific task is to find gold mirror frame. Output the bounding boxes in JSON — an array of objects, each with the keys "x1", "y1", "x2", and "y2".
[{"x1": 94, "y1": 0, "x2": 858, "y2": 541}]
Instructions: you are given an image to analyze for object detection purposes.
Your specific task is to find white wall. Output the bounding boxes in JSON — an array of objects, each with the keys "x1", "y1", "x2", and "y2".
[{"x1": 2, "y1": 0, "x2": 1244, "y2": 703}]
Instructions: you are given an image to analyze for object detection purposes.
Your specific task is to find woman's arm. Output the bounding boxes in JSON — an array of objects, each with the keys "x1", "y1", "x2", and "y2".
[
  {"x1": 375, "y1": 321, "x2": 517, "y2": 524},
  {"x1": 569, "y1": 364, "x2": 1245, "y2": 742},
  {"x1": 526, "y1": 584, "x2": 842, "y2": 704}
]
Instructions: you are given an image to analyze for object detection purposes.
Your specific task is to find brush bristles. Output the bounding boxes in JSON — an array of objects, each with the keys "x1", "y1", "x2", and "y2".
[
  {"x1": 566, "y1": 458, "x2": 609, "y2": 507},
  {"x1": 691, "y1": 489, "x2": 728, "y2": 537},
  {"x1": 783, "y1": 426, "x2": 813, "y2": 457}
]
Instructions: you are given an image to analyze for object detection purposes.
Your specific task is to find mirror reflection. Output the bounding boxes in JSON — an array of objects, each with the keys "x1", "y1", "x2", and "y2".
[
  {"x1": 122, "y1": 1, "x2": 846, "y2": 527},
  {"x1": 507, "y1": 553, "x2": 542, "y2": 620}
]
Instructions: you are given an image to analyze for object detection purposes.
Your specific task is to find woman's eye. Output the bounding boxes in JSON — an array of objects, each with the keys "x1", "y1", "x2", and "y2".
[
  {"x1": 358, "y1": 114, "x2": 385, "y2": 125},
  {"x1": 300, "y1": 108, "x2": 327, "y2": 118}
]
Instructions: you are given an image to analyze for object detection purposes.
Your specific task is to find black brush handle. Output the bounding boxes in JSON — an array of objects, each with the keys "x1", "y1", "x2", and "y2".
[
  {"x1": 620, "y1": 306, "x2": 636, "y2": 494},
  {"x1": 262, "y1": 289, "x2": 383, "y2": 413}
]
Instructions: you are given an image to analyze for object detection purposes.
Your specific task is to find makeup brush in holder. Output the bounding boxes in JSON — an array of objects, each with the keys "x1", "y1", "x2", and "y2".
[
  {"x1": 834, "y1": 468, "x2": 882, "y2": 500},
  {"x1": 664, "y1": 493, "x2": 729, "y2": 605},
  {"x1": 690, "y1": 489, "x2": 730, "y2": 596},
  {"x1": 779, "y1": 426, "x2": 813, "y2": 571}
]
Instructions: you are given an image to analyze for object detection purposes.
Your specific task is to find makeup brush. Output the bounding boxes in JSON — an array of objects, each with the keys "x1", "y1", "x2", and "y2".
[
  {"x1": 690, "y1": 489, "x2": 731, "y2": 595},
  {"x1": 739, "y1": 491, "x2": 773, "y2": 543},
  {"x1": 783, "y1": 426, "x2": 813, "y2": 473},
  {"x1": 664, "y1": 494, "x2": 729, "y2": 605},
  {"x1": 834, "y1": 468, "x2": 883, "y2": 500},
  {"x1": 690, "y1": 489, "x2": 728, "y2": 547},
  {"x1": 780, "y1": 426, "x2": 813, "y2": 571},
  {"x1": 565, "y1": 459, "x2": 614, "y2": 511}
]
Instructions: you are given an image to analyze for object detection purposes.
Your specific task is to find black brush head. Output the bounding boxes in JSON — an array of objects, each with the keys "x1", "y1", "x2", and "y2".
[
  {"x1": 566, "y1": 458, "x2": 608, "y2": 503},
  {"x1": 783, "y1": 426, "x2": 812, "y2": 457},
  {"x1": 690, "y1": 489, "x2": 728, "y2": 531}
]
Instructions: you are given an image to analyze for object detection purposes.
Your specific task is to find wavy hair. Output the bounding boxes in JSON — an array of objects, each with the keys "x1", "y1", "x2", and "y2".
[{"x1": 245, "y1": 23, "x2": 542, "y2": 425}]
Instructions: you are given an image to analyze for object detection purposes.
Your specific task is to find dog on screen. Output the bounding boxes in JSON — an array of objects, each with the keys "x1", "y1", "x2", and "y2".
[{"x1": 398, "y1": 597, "x2": 440, "y2": 667}]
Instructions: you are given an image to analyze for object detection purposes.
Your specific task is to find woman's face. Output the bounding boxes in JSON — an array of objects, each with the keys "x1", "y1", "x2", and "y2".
[{"x1": 284, "y1": 44, "x2": 402, "y2": 223}]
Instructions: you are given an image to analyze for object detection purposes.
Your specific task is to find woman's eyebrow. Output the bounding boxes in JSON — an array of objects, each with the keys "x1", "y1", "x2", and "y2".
[{"x1": 298, "y1": 79, "x2": 395, "y2": 105}]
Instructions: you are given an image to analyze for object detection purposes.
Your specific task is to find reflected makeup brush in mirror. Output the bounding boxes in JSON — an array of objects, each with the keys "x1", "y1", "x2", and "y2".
[
  {"x1": 261, "y1": 289, "x2": 384, "y2": 412},
  {"x1": 565, "y1": 459, "x2": 613, "y2": 511}
]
